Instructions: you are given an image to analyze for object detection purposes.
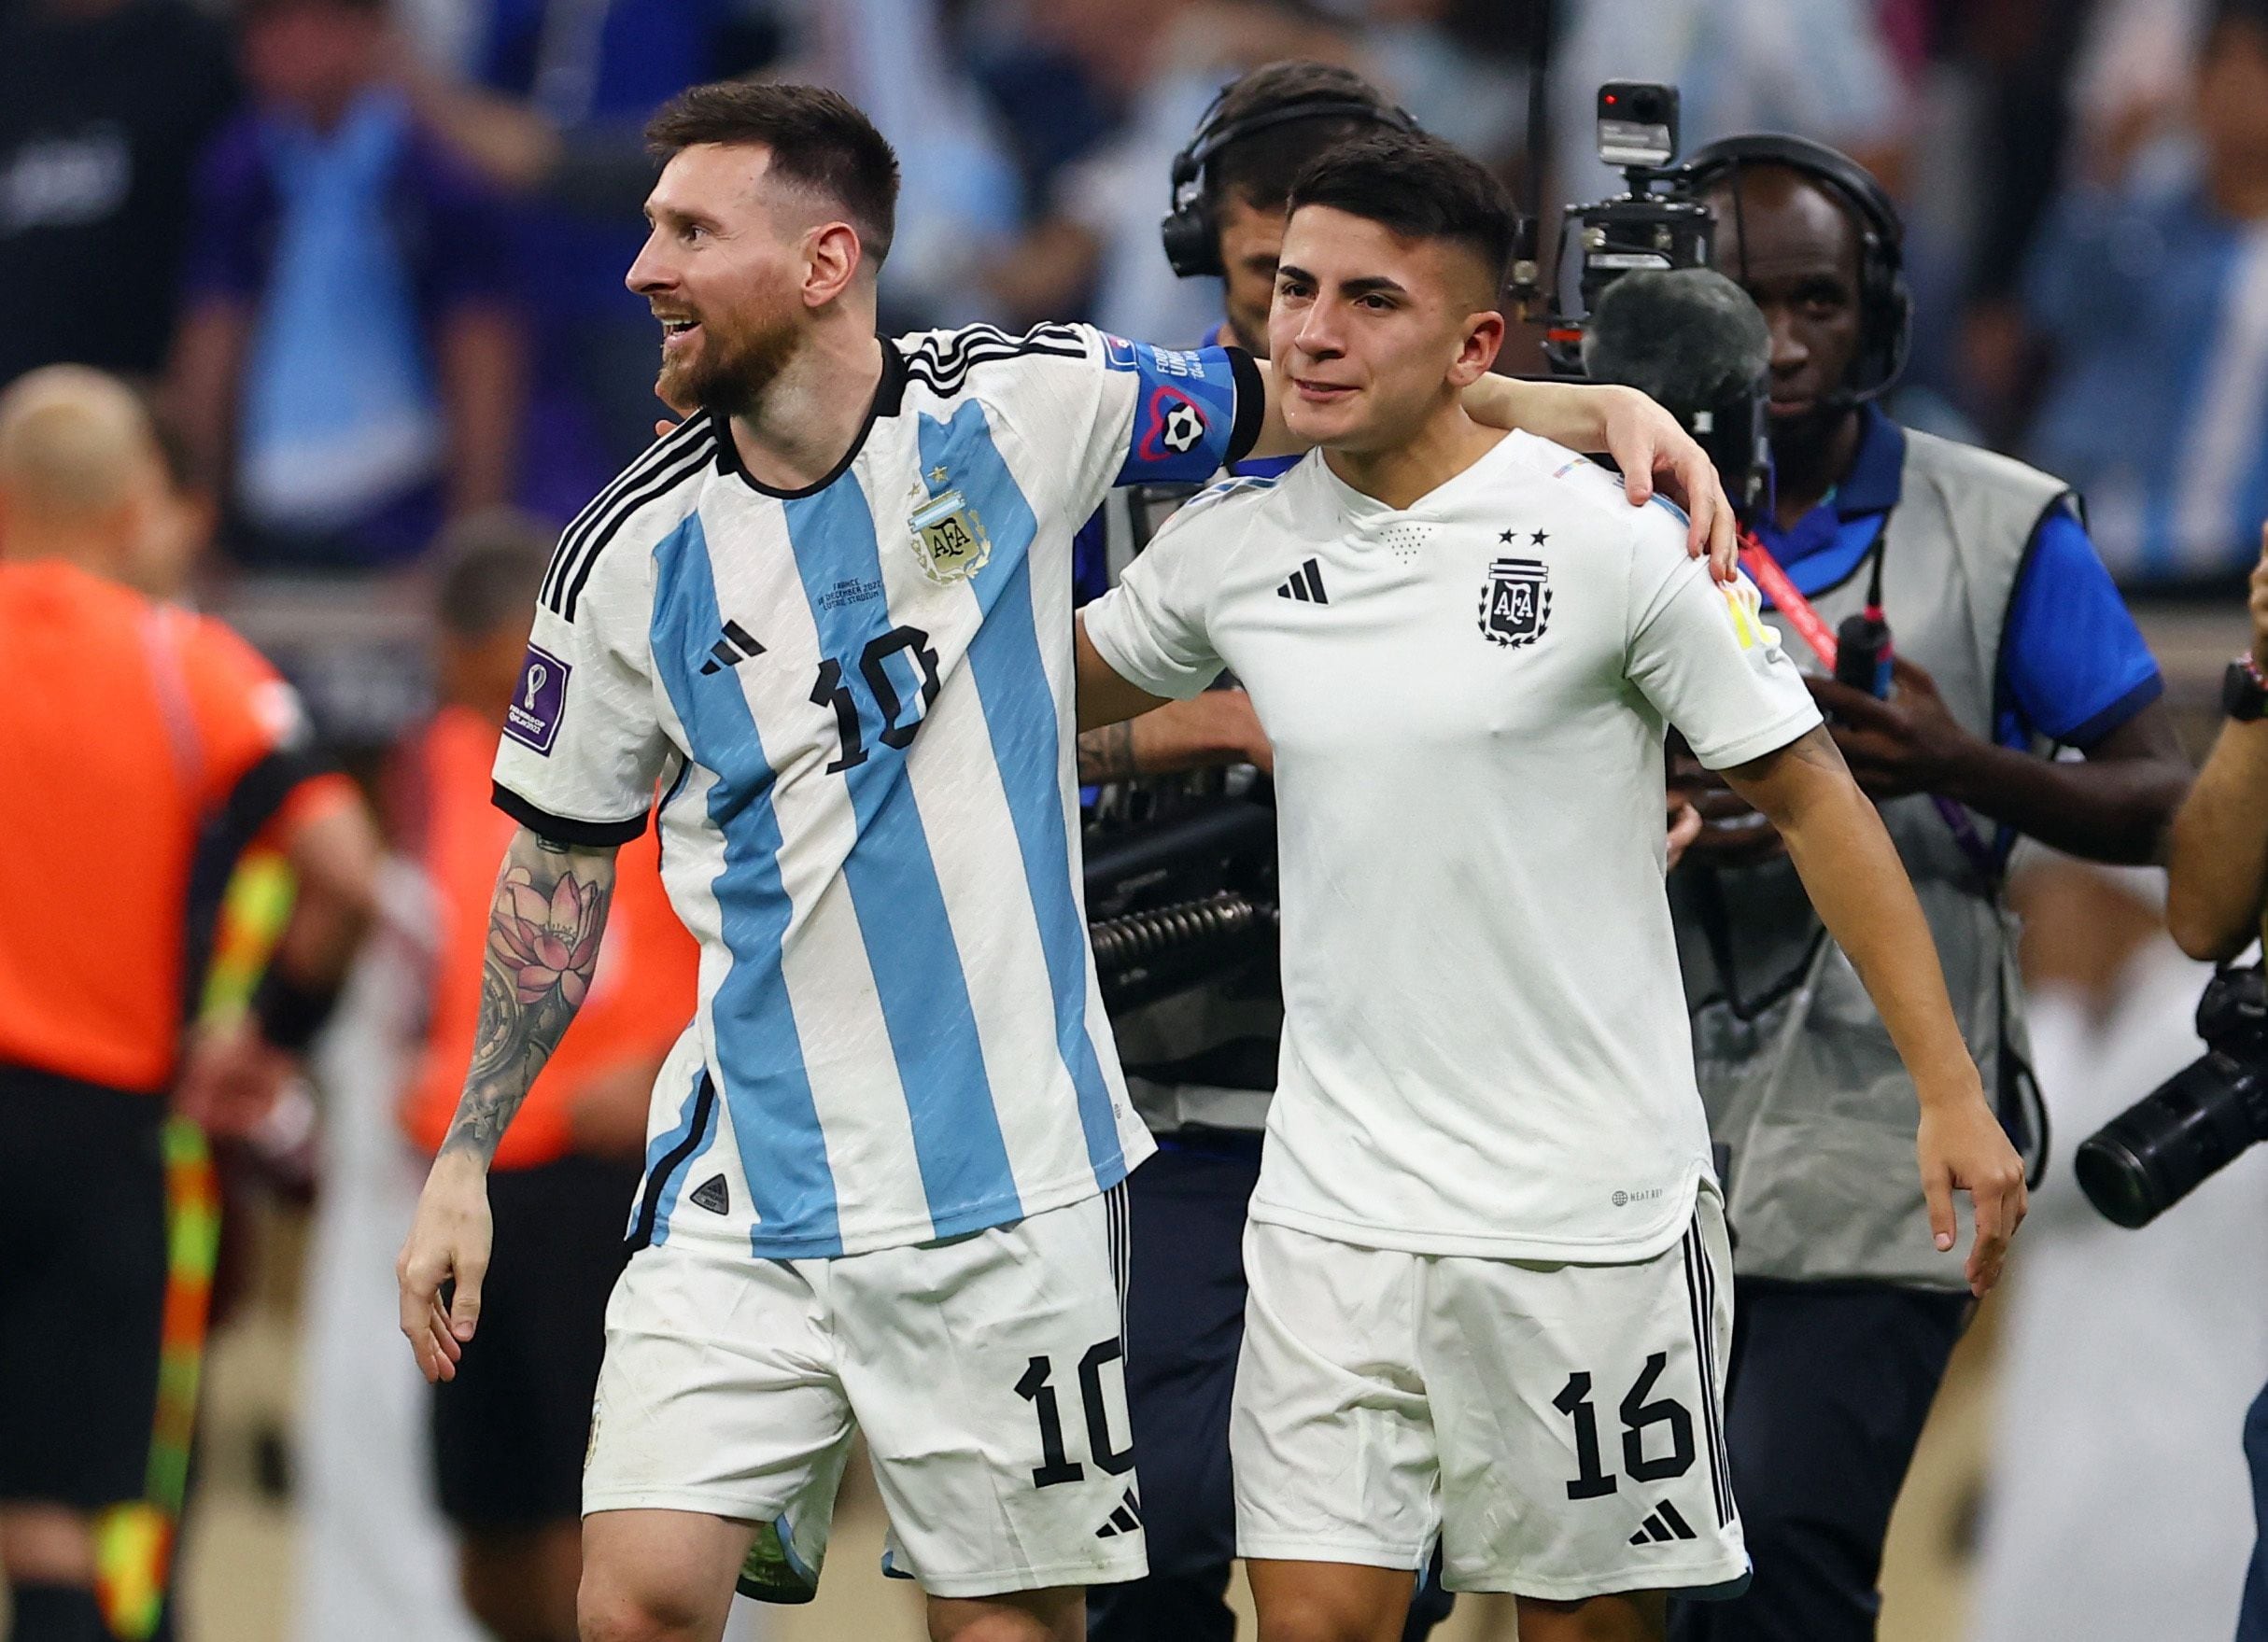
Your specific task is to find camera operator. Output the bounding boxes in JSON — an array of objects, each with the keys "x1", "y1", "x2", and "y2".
[
  {"x1": 1073, "y1": 61, "x2": 1451, "y2": 1642},
  {"x1": 2161, "y1": 527, "x2": 2268, "y2": 1642},
  {"x1": 1662, "y1": 138, "x2": 2192, "y2": 1642}
]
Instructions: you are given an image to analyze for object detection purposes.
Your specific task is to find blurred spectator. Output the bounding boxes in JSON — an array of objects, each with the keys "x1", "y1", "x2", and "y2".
[
  {"x1": 2021, "y1": 0, "x2": 2268, "y2": 584},
  {"x1": 1966, "y1": 857, "x2": 2268, "y2": 1642},
  {"x1": 993, "y1": 0, "x2": 1361, "y2": 344},
  {"x1": 388, "y1": 512, "x2": 697, "y2": 1642},
  {"x1": 0, "y1": 365, "x2": 379, "y2": 1642},
  {"x1": 401, "y1": 0, "x2": 778, "y2": 517},
  {"x1": 168, "y1": 0, "x2": 523, "y2": 569},
  {"x1": 0, "y1": 0, "x2": 238, "y2": 387}
]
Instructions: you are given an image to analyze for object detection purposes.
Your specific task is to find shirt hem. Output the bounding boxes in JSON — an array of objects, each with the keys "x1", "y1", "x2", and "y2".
[
  {"x1": 732, "y1": 1162, "x2": 1135, "y2": 1260},
  {"x1": 1247, "y1": 1164, "x2": 1706, "y2": 1263}
]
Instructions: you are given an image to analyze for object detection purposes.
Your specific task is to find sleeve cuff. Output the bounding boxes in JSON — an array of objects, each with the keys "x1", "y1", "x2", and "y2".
[
  {"x1": 1225, "y1": 348, "x2": 1265, "y2": 468},
  {"x1": 1690, "y1": 701, "x2": 1826, "y2": 772},
  {"x1": 2050, "y1": 671, "x2": 2164, "y2": 751},
  {"x1": 491, "y1": 782, "x2": 649, "y2": 846}
]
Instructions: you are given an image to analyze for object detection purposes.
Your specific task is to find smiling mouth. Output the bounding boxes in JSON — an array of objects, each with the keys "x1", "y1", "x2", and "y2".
[
  {"x1": 657, "y1": 317, "x2": 701, "y2": 350},
  {"x1": 1292, "y1": 377, "x2": 1356, "y2": 400}
]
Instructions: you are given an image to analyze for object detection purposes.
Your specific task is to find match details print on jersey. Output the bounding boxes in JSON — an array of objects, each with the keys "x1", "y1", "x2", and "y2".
[{"x1": 491, "y1": 325, "x2": 1259, "y2": 1261}]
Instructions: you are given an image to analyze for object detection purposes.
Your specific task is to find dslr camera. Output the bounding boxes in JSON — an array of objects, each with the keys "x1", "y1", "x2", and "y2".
[{"x1": 2077, "y1": 963, "x2": 2268, "y2": 1228}]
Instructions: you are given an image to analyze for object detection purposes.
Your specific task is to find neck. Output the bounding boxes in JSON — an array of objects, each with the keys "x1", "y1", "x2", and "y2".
[
  {"x1": 1, "y1": 520, "x2": 126, "y2": 578},
  {"x1": 1770, "y1": 406, "x2": 1864, "y2": 531},
  {"x1": 1321, "y1": 398, "x2": 1504, "y2": 511},
  {"x1": 727, "y1": 324, "x2": 884, "y2": 492}
]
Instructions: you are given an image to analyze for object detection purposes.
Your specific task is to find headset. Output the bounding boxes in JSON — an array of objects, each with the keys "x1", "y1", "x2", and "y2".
[
  {"x1": 1160, "y1": 89, "x2": 1419, "y2": 279},
  {"x1": 1681, "y1": 132, "x2": 1911, "y2": 402}
]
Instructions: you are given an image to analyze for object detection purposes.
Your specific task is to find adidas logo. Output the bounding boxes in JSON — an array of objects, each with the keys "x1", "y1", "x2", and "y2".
[
  {"x1": 1275, "y1": 558, "x2": 1328, "y2": 604},
  {"x1": 1628, "y1": 1500, "x2": 1698, "y2": 1547},
  {"x1": 1094, "y1": 1486, "x2": 1143, "y2": 1539},
  {"x1": 699, "y1": 620, "x2": 766, "y2": 675},
  {"x1": 689, "y1": 1173, "x2": 731, "y2": 1214}
]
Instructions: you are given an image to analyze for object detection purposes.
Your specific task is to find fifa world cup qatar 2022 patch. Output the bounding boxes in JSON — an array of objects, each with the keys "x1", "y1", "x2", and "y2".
[
  {"x1": 1479, "y1": 554, "x2": 1552, "y2": 649},
  {"x1": 504, "y1": 643, "x2": 569, "y2": 754}
]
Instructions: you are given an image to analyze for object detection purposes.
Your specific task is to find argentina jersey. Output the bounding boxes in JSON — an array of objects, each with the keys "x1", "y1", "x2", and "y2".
[{"x1": 492, "y1": 323, "x2": 1260, "y2": 1258}]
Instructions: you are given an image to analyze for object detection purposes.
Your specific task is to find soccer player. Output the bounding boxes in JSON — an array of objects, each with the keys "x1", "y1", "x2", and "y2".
[
  {"x1": 392, "y1": 82, "x2": 1738, "y2": 1642},
  {"x1": 1074, "y1": 131, "x2": 2028, "y2": 1642}
]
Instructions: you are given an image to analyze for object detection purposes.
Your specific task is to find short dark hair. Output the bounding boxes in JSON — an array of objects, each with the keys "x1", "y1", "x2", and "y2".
[
  {"x1": 1204, "y1": 61, "x2": 1402, "y2": 218},
  {"x1": 1286, "y1": 131, "x2": 1516, "y2": 295},
  {"x1": 645, "y1": 81, "x2": 900, "y2": 266},
  {"x1": 433, "y1": 510, "x2": 555, "y2": 642}
]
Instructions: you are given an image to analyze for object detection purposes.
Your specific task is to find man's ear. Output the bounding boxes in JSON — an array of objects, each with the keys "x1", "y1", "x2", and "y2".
[
  {"x1": 804, "y1": 221, "x2": 866, "y2": 309},
  {"x1": 1448, "y1": 310, "x2": 1507, "y2": 388}
]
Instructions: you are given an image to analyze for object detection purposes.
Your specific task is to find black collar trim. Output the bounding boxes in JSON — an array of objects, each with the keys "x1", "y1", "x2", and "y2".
[{"x1": 711, "y1": 339, "x2": 908, "y2": 500}]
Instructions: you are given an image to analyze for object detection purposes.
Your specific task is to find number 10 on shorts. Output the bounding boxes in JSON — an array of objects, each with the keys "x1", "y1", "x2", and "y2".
[{"x1": 1015, "y1": 1340, "x2": 1134, "y2": 1489}]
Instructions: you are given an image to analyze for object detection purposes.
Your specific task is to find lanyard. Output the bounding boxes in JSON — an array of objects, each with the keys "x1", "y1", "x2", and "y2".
[{"x1": 1738, "y1": 531, "x2": 2004, "y2": 883}]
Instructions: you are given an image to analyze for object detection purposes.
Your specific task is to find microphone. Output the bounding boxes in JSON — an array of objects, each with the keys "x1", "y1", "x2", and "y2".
[{"x1": 1579, "y1": 268, "x2": 1771, "y2": 514}]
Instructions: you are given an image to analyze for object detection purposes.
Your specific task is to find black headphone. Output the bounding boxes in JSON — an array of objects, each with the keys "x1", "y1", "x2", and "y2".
[
  {"x1": 1681, "y1": 132, "x2": 1911, "y2": 402},
  {"x1": 1161, "y1": 89, "x2": 1419, "y2": 279}
]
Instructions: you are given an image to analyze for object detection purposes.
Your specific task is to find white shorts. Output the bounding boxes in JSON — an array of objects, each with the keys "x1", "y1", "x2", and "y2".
[
  {"x1": 1232, "y1": 1191, "x2": 1746, "y2": 1602},
  {"x1": 583, "y1": 1186, "x2": 1147, "y2": 1600}
]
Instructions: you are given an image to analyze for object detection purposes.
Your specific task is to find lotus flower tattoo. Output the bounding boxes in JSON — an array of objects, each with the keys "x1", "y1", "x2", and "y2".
[{"x1": 491, "y1": 865, "x2": 605, "y2": 1007}]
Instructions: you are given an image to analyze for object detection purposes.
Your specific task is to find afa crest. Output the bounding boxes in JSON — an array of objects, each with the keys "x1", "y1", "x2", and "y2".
[
  {"x1": 909, "y1": 487, "x2": 991, "y2": 584},
  {"x1": 1479, "y1": 557, "x2": 1551, "y2": 648}
]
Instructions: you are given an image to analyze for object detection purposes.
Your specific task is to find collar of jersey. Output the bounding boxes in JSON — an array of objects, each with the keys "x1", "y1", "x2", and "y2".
[
  {"x1": 1310, "y1": 426, "x2": 1526, "y2": 522},
  {"x1": 709, "y1": 338, "x2": 909, "y2": 501}
]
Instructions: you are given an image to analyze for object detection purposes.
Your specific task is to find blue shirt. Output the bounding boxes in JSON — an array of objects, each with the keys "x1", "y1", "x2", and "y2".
[{"x1": 1750, "y1": 406, "x2": 2162, "y2": 751}]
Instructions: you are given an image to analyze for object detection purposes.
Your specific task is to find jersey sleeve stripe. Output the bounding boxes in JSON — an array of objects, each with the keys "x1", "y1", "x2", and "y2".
[
  {"x1": 490, "y1": 780, "x2": 650, "y2": 846},
  {"x1": 550, "y1": 432, "x2": 717, "y2": 622},
  {"x1": 540, "y1": 416, "x2": 713, "y2": 610}
]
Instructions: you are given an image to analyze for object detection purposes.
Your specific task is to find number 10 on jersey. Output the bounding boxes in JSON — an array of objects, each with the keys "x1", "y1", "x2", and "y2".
[{"x1": 809, "y1": 625, "x2": 942, "y2": 774}]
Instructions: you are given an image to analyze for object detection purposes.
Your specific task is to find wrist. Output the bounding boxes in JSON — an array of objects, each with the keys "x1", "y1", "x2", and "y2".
[{"x1": 251, "y1": 964, "x2": 340, "y2": 1054}]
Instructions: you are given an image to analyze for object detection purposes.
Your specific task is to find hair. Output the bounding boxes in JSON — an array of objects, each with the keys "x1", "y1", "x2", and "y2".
[
  {"x1": 432, "y1": 509, "x2": 556, "y2": 642},
  {"x1": 645, "y1": 81, "x2": 901, "y2": 266},
  {"x1": 1285, "y1": 130, "x2": 1517, "y2": 295},
  {"x1": 0, "y1": 365, "x2": 161, "y2": 525},
  {"x1": 1204, "y1": 61, "x2": 1401, "y2": 217}
]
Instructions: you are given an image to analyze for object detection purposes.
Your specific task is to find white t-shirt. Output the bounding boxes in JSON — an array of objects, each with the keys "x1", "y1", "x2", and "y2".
[{"x1": 1082, "y1": 429, "x2": 1822, "y2": 1261}]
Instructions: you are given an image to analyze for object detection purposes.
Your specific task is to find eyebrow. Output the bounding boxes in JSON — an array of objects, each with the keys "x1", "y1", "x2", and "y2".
[{"x1": 1277, "y1": 263, "x2": 1407, "y2": 299}]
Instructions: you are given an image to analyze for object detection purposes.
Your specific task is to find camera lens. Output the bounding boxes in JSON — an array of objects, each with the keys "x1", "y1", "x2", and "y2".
[
  {"x1": 2077, "y1": 1054, "x2": 2266, "y2": 1228},
  {"x1": 1628, "y1": 89, "x2": 1663, "y2": 123}
]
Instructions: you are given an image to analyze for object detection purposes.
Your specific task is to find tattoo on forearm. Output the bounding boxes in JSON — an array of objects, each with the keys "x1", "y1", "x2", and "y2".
[
  {"x1": 1078, "y1": 721, "x2": 1139, "y2": 785},
  {"x1": 444, "y1": 831, "x2": 615, "y2": 1161}
]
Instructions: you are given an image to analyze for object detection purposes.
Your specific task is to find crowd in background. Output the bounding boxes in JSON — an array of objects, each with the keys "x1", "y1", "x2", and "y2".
[{"x1": 9, "y1": 1, "x2": 2268, "y2": 1640}]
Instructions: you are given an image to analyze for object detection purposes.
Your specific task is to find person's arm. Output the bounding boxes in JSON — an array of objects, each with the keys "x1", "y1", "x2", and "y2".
[
  {"x1": 436, "y1": 303, "x2": 523, "y2": 519},
  {"x1": 1719, "y1": 725, "x2": 2028, "y2": 1296},
  {"x1": 1809, "y1": 660, "x2": 2189, "y2": 866},
  {"x1": 2168, "y1": 542, "x2": 2268, "y2": 959},
  {"x1": 1078, "y1": 688, "x2": 1270, "y2": 782},
  {"x1": 397, "y1": 826, "x2": 619, "y2": 1382},
  {"x1": 1075, "y1": 611, "x2": 1180, "y2": 732},
  {"x1": 164, "y1": 300, "x2": 248, "y2": 505},
  {"x1": 1240, "y1": 366, "x2": 1737, "y2": 578}
]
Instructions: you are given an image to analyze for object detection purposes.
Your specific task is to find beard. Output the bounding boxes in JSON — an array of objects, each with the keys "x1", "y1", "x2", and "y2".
[{"x1": 656, "y1": 302, "x2": 804, "y2": 420}]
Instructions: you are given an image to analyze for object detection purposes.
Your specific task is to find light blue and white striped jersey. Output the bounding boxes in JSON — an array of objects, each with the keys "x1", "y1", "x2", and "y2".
[{"x1": 492, "y1": 323, "x2": 1257, "y2": 1258}]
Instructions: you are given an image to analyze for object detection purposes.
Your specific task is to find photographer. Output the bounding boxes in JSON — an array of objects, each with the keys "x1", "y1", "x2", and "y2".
[
  {"x1": 1663, "y1": 139, "x2": 2192, "y2": 1642},
  {"x1": 2162, "y1": 529, "x2": 2268, "y2": 1642}
]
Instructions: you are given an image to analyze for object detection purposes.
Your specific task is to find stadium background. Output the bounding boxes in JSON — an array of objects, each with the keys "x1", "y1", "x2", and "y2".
[{"x1": 7, "y1": 0, "x2": 2268, "y2": 1636}]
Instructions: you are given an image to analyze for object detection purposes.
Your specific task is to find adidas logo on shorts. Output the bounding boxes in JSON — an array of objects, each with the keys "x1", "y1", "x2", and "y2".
[
  {"x1": 1628, "y1": 1500, "x2": 1698, "y2": 1546},
  {"x1": 1094, "y1": 1487, "x2": 1142, "y2": 1539}
]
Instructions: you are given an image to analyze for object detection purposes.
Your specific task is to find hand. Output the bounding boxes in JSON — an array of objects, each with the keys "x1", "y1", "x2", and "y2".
[
  {"x1": 1665, "y1": 798, "x2": 1703, "y2": 870},
  {"x1": 173, "y1": 1016, "x2": 297, "y2": 1138},
  {"x1": 1915, "y1": 1088, "x2": 2028, "y2": 1297},
  {"x1": 1598, "y1": 386, "x2": 1739, "y2": 584},
  {"x1": 2249, "y1": 523, "x2": 2268, "y2": 672},
  {"x1": 1807, "y1": 656, "x2": 1977, "y2": 802},
  {"x1": 396, "y1": 1151, "x2": 491, "y2": 1383}
]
